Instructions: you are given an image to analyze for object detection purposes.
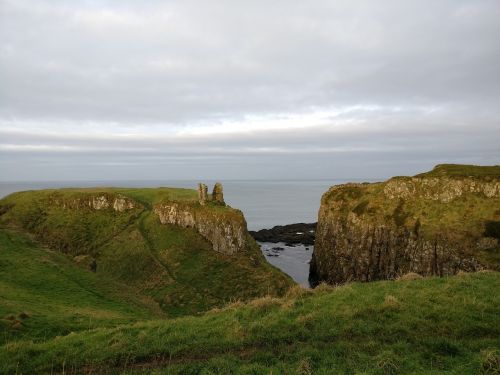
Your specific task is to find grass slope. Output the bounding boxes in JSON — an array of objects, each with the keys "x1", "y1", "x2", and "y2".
[
  {"x1": 0, "y1": 229, "x2": 163, "y2": 346},
  {"x1": 0, "y1": 188, "x2": 292, "y2": 317},
  {"x1": 1, "y1": 271, "x2": 499, "y2": 374}
]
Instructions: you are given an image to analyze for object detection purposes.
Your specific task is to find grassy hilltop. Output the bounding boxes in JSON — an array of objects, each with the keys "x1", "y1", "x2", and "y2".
[
  {"x1": 320, "y1": 164, "x2": 500, "y2": 243},
  {"x1": 0, "y1": 187, "x2": 292, "y2": 319}
]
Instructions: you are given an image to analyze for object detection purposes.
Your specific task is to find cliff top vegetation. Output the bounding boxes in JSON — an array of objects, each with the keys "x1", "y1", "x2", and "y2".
[{"x1": 414, "y1": 164, "x2": 500, "y2": 179}]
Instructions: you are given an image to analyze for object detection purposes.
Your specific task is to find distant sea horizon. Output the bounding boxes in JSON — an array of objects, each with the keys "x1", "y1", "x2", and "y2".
[{"x1": 0, "y1": 178, "x2": 381, "y2": 230}]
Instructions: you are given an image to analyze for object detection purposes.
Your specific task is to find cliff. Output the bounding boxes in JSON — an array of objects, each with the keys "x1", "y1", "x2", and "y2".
[
  {"x1": 310, "y1": 164, "x2": 500, "y2": 285},
  {"x1": 154, "y1": 202, "x2": 246, "y2": 255}
]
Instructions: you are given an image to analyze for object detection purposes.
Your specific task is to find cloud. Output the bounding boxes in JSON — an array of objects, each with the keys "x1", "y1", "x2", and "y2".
[{"x1": 0, "y1": 0, "x2": 499, "y2": 180}]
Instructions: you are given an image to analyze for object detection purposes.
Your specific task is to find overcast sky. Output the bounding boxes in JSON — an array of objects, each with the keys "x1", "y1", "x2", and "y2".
[{"x1": 1, "y1": 0, "x2": 499, "y2": 181}]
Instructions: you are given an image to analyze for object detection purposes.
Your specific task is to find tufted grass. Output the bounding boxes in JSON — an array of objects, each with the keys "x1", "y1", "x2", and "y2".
[{"x1": 1, "y1": 267, "x2": 498, "y2": 374}]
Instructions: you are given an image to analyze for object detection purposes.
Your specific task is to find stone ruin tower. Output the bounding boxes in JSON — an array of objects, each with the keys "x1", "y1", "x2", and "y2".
[
  {"x1": 198, "y1": 182, "x2": 225, "y2": 205},
  {"x1": 212, "y1": 182, "x2": 225, "y2": 205},
  {"x1": 197, "y1": 183, "x2": 208, "y2": 205}
]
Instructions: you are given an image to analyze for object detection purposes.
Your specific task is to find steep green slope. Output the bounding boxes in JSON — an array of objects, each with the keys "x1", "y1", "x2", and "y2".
[
  {"x1": 0, "y1": 187, "x2": 292, "y2": 317},
  {"x1": 312, "y1": 164, "x2": 500, "y2": 284},
  {"x1": 1, "y1": 271, "x2": 498, "y2": 374},
  {"x1": 0, "y1": 229, "x2": 162, "y2": 346}
]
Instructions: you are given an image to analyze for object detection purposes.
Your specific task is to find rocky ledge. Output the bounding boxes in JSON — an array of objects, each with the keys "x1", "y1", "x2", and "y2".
[
  {"x1": 310, "y1": 164, "x2": 500, "y2": 285},
  {"x1": 52, "y1": 192, "x2": 138, "y2": 212},
  {"x1": 249, "y1": 223, "x2": 316, "y2": 245},
  {"x1": 154, "y1": 201, "x2": 248, "y2": 255}
]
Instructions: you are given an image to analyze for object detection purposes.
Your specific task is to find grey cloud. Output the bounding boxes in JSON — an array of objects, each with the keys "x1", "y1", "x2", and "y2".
[{"x1": 0, "y1": 0, "x2": 499, "y2": 180}]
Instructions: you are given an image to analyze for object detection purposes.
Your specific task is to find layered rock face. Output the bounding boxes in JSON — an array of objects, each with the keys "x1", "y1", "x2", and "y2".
[
  {"x1": 53, "y1": 193, "x2": 138, "y2": 212},
  {"x1": 310, "y1": 165, "x2": 500, "y2": 285},
  {"x1": 154, "y1": 202, "x2": 247, "y2": 255}
]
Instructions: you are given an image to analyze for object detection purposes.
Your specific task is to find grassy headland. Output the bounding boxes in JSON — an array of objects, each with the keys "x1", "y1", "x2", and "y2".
[{"x1": 0, "y1": 187, "x2": 292, "y2": 317}]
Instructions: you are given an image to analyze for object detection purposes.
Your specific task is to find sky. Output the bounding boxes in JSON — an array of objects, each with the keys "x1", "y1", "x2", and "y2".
[{"x1": 1, "y1": 0, "x2": 499, "y2": 181}]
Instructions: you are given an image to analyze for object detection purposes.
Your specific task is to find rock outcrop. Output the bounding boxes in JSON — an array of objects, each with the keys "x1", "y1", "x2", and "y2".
[
  {"x1": 53, "y1": 193, "x2": 137, "y2": 212},
  {"x1": 310, "y1": 165, "x2": 500, "y2": 285},
  {"x1": 249, "y1": 223, "x2": 316, "y2": 245},
  {"x1": 154, "y1": 201, "x2": 247, "y2": 254}
]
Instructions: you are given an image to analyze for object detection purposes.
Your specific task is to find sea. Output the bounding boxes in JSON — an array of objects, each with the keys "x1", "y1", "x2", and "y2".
[{"x1": 0, "y1": 179, "x2": 375, "y2": 286}]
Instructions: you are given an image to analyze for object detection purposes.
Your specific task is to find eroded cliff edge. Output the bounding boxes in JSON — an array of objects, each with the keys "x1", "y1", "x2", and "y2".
[
  {"x1": 154, "y1": 202, "x2": 247, "y2": 255},
  {"x1": 310, "y1": 164, "x2": 500, "y2": 285}
]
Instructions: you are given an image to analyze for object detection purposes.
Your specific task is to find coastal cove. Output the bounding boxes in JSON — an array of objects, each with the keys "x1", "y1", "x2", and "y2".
[{"x1": 259, "y1": 242, "x2": 313, "y2": 287}]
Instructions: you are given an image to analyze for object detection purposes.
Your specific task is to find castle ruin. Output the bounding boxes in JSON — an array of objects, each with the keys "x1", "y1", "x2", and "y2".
[{"x1": 198, "y1": 182, "x2": 225, "y2": 205}]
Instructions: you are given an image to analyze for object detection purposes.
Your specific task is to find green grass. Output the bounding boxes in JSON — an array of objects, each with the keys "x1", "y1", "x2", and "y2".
[
  {"x1": 113, "y1": 187, "x2": 198, "y2": 207},
  {"x1": 0, "y1": 184, "x2": 498, "y2": 373},
  {"x1": 415, "y1": 164, "x2": 500, "y2": 179},
  {"x1": 1, "y1": 271, "x2": 498, "y2": 374},
  {"x1": 0, "y1": 229, "x2": 163, "y2": 346},
  {"x1": 0, "y1": 188, "x2": 292, "y2": 318}
]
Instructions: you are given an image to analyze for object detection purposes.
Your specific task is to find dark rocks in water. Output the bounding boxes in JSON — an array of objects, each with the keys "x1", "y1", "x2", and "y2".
[
  {"x1": 272, "y1": 246, "x2": 285, "y2": 251},
  {"x1": 250, "y1": 223, "x2": 316, "y2": 245}
]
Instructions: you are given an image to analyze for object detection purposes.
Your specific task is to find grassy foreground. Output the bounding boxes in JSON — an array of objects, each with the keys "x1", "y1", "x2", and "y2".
[{"x1": 1, "y1": 265, "x2": 499, "y2": 374}]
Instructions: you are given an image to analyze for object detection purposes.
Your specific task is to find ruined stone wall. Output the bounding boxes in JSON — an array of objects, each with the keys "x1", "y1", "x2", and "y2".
[
  {"x1": 212, "y1": 183, "x2": 224, "y2": 204},
  {"x1": 198, "y1": 183, "x2": 208, "y2": 205}
]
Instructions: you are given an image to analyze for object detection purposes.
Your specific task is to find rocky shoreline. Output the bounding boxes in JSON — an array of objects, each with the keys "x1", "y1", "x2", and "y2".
[{"x1": 249, "y1": 222, "x2": 316, "y2": 245}]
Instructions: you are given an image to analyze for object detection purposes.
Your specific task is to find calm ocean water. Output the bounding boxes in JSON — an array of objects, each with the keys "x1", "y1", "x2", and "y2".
[{"x1": 0, "y1": 179, "x2": 372, "y2": 230}]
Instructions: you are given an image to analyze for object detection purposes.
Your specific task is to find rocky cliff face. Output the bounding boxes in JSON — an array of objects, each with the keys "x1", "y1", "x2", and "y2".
[
  {"x1": 53, "y1": 193, "x2": 138, "y2": 212},
  {"x1": 154, "y1": 202, "x2": 247, "y2": 255},
  {"x1": 383, "y1": 177, "x2": 499, "y2": 202},
  {"x1": 310, "y1": 165, "x2": 500, "y2": 285}
]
